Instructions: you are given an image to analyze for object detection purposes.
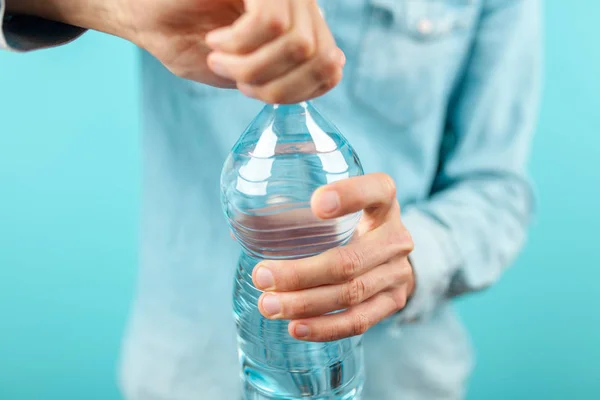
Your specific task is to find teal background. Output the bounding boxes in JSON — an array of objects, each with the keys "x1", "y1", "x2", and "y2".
[{"x1": 0, "y1": 3, "x2": 598, "y2": 400}]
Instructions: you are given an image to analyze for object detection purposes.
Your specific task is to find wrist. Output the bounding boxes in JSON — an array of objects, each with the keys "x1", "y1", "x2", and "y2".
[{"x1": 5, "y1": 0, "x2": 135, "y2": 42}]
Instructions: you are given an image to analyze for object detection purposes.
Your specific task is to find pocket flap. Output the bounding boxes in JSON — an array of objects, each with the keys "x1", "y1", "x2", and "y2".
[{"x1": 368, "y1": 0, "x2": 477, "y2": 39}]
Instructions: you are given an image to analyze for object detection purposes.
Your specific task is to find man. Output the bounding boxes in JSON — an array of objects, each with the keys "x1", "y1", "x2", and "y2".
[{"x1": 1, "y1": 0, "x2": 541, "y2": 399}]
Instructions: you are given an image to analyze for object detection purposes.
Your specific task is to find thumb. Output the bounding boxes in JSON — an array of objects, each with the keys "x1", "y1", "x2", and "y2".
[{"x1": 310, "y1": 173, "x2": 397, "y2": 220}]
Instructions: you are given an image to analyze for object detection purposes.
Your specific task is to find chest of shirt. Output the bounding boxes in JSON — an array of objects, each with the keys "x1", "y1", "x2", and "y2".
[{"x1": 319, "y1": 0, "x2": 479, "y2": 125}]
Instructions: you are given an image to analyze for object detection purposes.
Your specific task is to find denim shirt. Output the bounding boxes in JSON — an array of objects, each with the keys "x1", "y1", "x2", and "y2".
[{"x1": 1, "y1": 0, "x2": 542, "y2": 398}]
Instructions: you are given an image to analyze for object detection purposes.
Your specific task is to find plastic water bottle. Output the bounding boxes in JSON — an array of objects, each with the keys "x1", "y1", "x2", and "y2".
[{"x1": 220, "y1": 102, "x2": 365, "y2": 399}]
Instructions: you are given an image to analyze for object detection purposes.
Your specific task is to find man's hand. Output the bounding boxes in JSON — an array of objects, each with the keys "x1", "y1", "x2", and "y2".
[
  {"x1": 252, "y1": 173, "x2": 415, "y2": 342},
  {"x1": 203, "y1": 0, "x2": 344, "y2": 103},
  {"x1": 7, "y1": 0, "x2": 344, "y2": 104}
]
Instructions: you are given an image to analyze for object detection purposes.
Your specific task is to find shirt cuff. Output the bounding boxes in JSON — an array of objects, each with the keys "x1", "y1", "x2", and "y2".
[
  {"x1": 1, "y1": 0, "x2": 86, "y2": 51},
  {"x1": 395, "y1": 207, "x2": 463, "y2": 323}
]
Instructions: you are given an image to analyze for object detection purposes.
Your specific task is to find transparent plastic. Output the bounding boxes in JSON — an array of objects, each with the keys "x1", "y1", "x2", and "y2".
[{"x1": 220, "y1": 102, "x2": 365, "y2": 399}]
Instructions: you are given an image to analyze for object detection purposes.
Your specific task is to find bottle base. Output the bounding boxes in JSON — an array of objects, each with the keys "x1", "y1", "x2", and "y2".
[
  {"x1": 241, "y1": 379, "x2": 363, "y2": 400},
  {"x1": 239, "y1": 352, "x2": 364, "y2": 400}
]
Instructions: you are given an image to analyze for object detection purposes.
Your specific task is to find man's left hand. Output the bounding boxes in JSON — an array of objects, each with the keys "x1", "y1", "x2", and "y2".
[{"x1": 252, "y1": 173, "x2": 415, "y2": 342}]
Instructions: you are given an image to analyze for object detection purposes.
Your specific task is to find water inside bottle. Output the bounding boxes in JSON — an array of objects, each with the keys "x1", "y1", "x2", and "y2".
[{"x1": 221, "y1": 102, "x2": 365, "y2": 399}]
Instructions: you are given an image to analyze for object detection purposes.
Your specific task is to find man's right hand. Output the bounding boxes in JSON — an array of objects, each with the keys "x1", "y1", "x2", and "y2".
[{"x1": 7, "y1": 0, "x2": 345, "y2": 104}]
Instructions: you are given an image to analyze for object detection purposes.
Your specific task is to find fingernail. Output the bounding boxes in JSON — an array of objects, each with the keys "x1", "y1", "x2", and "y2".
[
  {"x1": 209, "y1": 58, "x2": 231, "y2": 79},
  {"x1": 316, "y1": 190, "x2": 339, "y2": 214},
  {"x1": 255, "y1": 266, "x2": 275, "y2": 290},
  {"x1": 261, "y1": 294, "x2": 281, "y2": 317},
  {"x1": 205, "y1": 29, "x2": 230, "y2": 47},
  {"x1": 294, "y1": 324, "x2": 310, "y2": 338}
]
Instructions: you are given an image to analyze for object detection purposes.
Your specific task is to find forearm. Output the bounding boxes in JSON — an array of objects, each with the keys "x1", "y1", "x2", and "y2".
[
  {"x1": 5, "y1": 0, "x2": 130, "y2": 40},
  {"x1": 398, "y1": 175, "x2": 534, "y2": 321}
]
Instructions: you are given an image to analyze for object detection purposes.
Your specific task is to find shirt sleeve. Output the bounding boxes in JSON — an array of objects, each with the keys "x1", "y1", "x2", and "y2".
[
  {"x1": 398, "y1": 0, "x2": 542, "y2": 322},
  {"x1": 0, "y1": 0, "x2": 86, "y2": 51}
]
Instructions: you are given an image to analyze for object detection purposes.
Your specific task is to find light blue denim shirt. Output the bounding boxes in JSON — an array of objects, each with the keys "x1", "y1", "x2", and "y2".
[{"x1": 1, "y1": 0, "x2": 542, "y2": 399}]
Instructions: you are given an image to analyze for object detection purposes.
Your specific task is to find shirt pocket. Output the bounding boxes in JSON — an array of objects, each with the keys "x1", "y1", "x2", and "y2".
[{"x1": 349, "y1": 0, "x2": 478, "y2": 127}]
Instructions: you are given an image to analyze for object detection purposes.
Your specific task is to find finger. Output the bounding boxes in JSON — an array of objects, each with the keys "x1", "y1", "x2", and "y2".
[
  {"x1": 205, "y1": 0, "x2": 291, "y2": 54},
  {"x1": 303, "y1": 56, "x2": 347, "y2": 99},
  {"x1": 258, "y1": 258, "x2": 410, "y2": 320},
  {"x1": 284, "y1": 2, "x2": 344, "y2": 98},
  {"x1": 307, "y1": 0, "x2": 338, "y2": 51},
  {"x1": 235, "y1": 0, "x2": 344, "y2": 103},
  {"x1": 288, "y1": 287, "x2": 409, "y2": 342},
  {"x1": 207, "y1": 33, "x2": 315, "y2": 85},
  {"x1": 311, "y1": 173, "x2": 398, "y2": 221},
  {"x1": 236, "y1": 48, "x2": 344, "y2": 104},
  {"x1": 207, "y1": 0, "x2": 316, "y2": 85},
  {"x1": 299, "y1": 45, "x2": 347, "y2": 100},
  {"x1": 252, "y1": 224, "x2": 413, "y2": 291}
]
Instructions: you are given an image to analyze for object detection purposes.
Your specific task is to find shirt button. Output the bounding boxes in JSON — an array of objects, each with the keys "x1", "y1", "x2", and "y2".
[{"x1": 417, "y1": 18, "x2": 434, "y2": 35}]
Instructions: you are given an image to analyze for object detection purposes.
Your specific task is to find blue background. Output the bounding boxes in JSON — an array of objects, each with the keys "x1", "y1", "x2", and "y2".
[{"x1": 1, "y1": 3, "x2": 598, "y2": 399}]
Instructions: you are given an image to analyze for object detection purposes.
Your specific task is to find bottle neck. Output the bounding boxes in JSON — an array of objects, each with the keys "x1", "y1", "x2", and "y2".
[
  {"x1": 264, "y1": 102, "x2": 313, "y2": 139},
  {"x1": 269, "y1": 102, "x2": 309, "y2": 115}
]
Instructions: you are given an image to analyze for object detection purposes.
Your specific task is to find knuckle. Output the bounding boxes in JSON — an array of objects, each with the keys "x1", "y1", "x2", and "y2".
[
  {"x1": 319, "y1": 77, "x2": 337, "y2": 92},
  {"x1": 398, "y1": 296, "x2": 407, "y2": 310},
  {"x1": 282, "y1": 262, "x2": 302, "y2": 290},
  {"x1": 228, "y1": 36, "x2": 245, "y2": 53},
  {"x1": 388, "y1": 228, "x2": 414, "y2": 254},
  {"x1": 379, "y1": 173, "x2": 397, "y2": 202},
  {"x1": 322, "y1": 52, "x2": 340, "y2": 72},
  {"x1": 312, "y1": 50, "x2": 340, "y2": 81},
  {"x1": 263, "y1": 15, "x2": 288, "y2": 36},
  {"x1": 393, "y1": 197, "x2": 402, "y2": 215},
  {"x1": 324, "y1": 325, "x2": 340, "y2": 342},
  {"x1": 237, "y1": 68, "x2": 260, "y2": 84},
  {"x1": 392, "y1": 291, "x2": 407, "y2": 310},
  {"x1": 286, "y1": 34, "x2": 315, "y2": 62},
  {"x1": 404, "y1": 230, "x2": 415, "y2": 253},
  {"x1": 318, "y1": 67, "x2": 340, "y2": 86},
  {"x1": 332, "y1": 248, "x2": 363, "y2": 280},
  {"x1": 389, "y1": 264, "x2": 406, "y2": 283},
  {"x1": 262, "y1": 87, "x2": 286, "y2": 105},
  {"x1": 289, "y1": 295, "x2": 310, "y2": 317},
  {"x1": 352, "y1": 313, "x2": 370, "y2": 336},
  {"x1": 340, "y1": 278, "x2": 367, "y2": 307},
  {"x1": 390, "y1": 258, "x2": 412, "y2": 282}
]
